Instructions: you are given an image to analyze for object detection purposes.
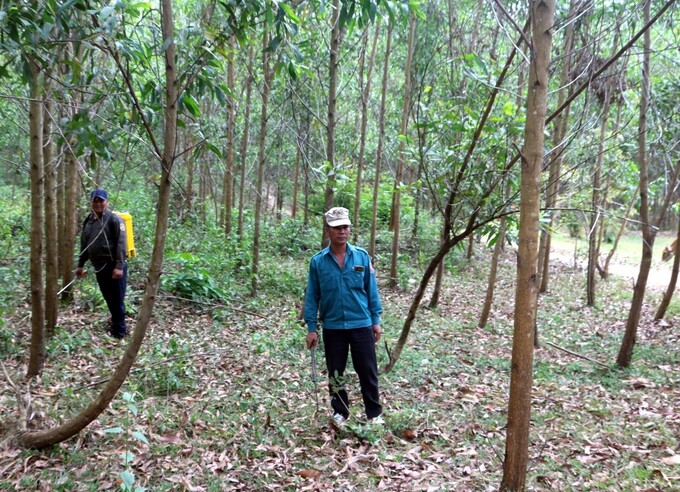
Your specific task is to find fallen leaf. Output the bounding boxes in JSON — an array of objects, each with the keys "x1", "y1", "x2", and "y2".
[
  {"x1": 401, "y1": 429, "x2": 416, "y2": 441},
  {"x1": 661, "y1": 455, "x2": 680, "y2": 465},
  {"x1": 296, "y1": 469, "x2": 320, "y2": 479}
]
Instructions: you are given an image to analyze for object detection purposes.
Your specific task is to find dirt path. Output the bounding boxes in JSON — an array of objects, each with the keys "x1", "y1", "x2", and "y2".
[{"x1": 549, "y1": 239, "x2": 674, "y2": 291}]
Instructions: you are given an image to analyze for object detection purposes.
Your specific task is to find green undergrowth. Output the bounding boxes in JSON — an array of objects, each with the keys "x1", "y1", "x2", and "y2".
[{"x1": 1, "y1": 224, "x2": 679, "y2": 490}]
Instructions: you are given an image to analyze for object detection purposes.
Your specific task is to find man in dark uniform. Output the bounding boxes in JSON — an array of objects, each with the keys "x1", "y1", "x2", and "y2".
[{"x1": 76, "y1": 189, "x2": 128, "y2": 339}]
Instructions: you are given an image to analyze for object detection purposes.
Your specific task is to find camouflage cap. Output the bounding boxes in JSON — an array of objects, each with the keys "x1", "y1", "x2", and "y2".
[{"x1": 324, "y1": 207, "x2": 351, "y2": 227}]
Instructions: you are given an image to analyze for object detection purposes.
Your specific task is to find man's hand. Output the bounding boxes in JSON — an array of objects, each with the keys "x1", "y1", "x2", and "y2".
[
  {"x1": 112, "y1": 268, "x2": 123, "y2": 279},
  {"x1": 306, "y1": 332, "x2": 318, "y2": 349},
  {"x1": 75, "y1": 267, "x2": 86, "y2": 278},
  {"x1": 373, "y1": 324, "x2": 382, "y2": 342}
]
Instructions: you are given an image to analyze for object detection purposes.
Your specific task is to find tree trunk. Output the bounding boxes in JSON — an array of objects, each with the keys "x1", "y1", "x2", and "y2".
[
  {"x1": 251, "y1": 29, "x2": 272, "y2": 296},
  {"x1": 21, "y1": 0, "x2": 179, "y2": 447},
  {"x1": 186, "y1": 143, "x2": 194, "y2": 216},
  {"x1": 27, "y1": 57, "x2": 45, "y2": 379},
  {"x1": 617, "y1": 0, "x2": 652, "y2": 369},
  {"x1": 321, "y1": 0, "x2": 343, "y2": 248},
  {"x1": 223, "y1": 35, "x2": 236, "y2": 237},
  {"x1": 43, "y1": 89, "x2": 59, "y2": 336},
  {"x1": 429, "y1": 228, "x2": 445, "y2": 308},
  {"x1": 382, "y1": 216, "x2": 481, "y2": 373},
  {"x1": 601, "y1": 184, "x2": 639, "y2": 278},
  {"x1": 237, "y1": 46, "x2": 254, "y2": 241},
  {"x1": 292, "y1": 138, "x2": 301, "y2": 218},
  {"x1": 60, "y1": 140, "x2": 79, "y2": 301},
  {"x1": 655, "y1": 214, "x2": 680, "y2": 320},
  {"x1": 586, "y1": 94, "x2": 611, "y2": 306},
  {"x1": 538, "y1": 0, "x2": 579, "y2": 294},
  {"x1": 412, "y1": 126, "x2": 425, "y2": 243},
  {"x1": 431, "y1": 20, "x2": 529, "y2": 309},
  {"x1": 389, "y1": 10, "x2": 415, "y2": 287},
  {"x1": 479, "y1": 180, "x2": 512, "y2": 329},
  {"x1": 369, "y1": 21, "x2": 393, "y2": 259},
  {"x1": 466, "y1": 234, "x2": 474, "y2": 259},
  {"x1": 501, "y1": 1, "x2": 555, "y2": 489},
  {"x1": 353, "y1": 21, "x2": 380, "y2": 243}
]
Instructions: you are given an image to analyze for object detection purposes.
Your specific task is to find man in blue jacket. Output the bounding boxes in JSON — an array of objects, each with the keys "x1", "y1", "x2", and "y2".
[
  {"x1": 76, "y1": 189, "x2": 128, "y2": 339},
  {"x1": 304, "y1": 207, "x2": 384, "y2": 425}
]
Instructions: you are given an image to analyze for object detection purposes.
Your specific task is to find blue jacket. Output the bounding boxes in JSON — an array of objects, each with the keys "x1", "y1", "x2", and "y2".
[{"x1": 304, "y1": 243, "x2": 382, "y2": 333}]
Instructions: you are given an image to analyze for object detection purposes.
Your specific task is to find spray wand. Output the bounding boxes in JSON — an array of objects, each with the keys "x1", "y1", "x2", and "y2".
[{"x1": 310, "y1": 347, "x2": 320, "y2": 414}]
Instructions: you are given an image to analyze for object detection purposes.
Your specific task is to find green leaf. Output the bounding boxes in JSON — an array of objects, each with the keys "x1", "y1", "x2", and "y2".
[
  {"x1": 287, "y1": 61, "x2": 298, "y2": 80},
  {"x1": 279, "y1": 3, "x2": 300, "y2": 23},
  {"x1": 103, "y1": 426, "x2": 124, "y2": 434},
  {"x1": 182, "y1": 94, "x2": 201, "y2": 117},
  {"x1": 132, "y1": 431, "x2": 149, "y2": 445},
  {"x1": 120, "y1": 470, "x2": 135, "y2": 487}
]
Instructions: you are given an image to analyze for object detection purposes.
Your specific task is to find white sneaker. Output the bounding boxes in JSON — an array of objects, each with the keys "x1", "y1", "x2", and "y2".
[
  {"x1": 332, "y1": 413, "x2": 348, "y2": 426},
  {"x1": 368, "y1": 415, "x2": 384, "y2": 425}
]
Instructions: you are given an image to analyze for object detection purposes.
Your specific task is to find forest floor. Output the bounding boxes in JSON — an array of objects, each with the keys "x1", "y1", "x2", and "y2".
[{"x1": 0, "y1": 237, "x2": 679, "y2": 491}]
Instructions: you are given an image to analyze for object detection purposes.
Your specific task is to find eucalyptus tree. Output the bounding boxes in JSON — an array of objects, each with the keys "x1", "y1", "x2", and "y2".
[
  {"x1": 501, "y1": 2, "x2": 555, "y2": 488},
  {"x1": 0, "y1": 1, "x2": 73, "y2": 376},
  {"x1": 382, "y1": 0, "x2": 677, "y2": 372},
  {"x1": 223, "y1": 35, "x2": 236, "y2": 236},
  {"x1": 251, "y1": 26, "x2": 274, "y2": 296},
  {"x1": 383, "y1": 7, "x2": 532, "y2": 370},
  {"x1": 43, "y1": 82, "x2": 58, "y2": 336},
  {"x1": 585, "y1": 20, "x2": 625, "y2": 306},
  {"x1": 322, "y1": 0, "x2": 343, "y2": 240},
  {"x1": 352, "y1": 20, "x2": 380, "y2": 243},
  {"x1": 237, "y1": 45, "x2": 254, "y2": 239},
  {"x1": 16, "y1": 0, "x2": 289, "y2": 448},
  {"x1": 27, "y1": 57, "x2": 45, "y2": 378},
  {"x1": 538, "y1": 0, "x2": 581, "y2": 295},
  {"x1": 388, "y1": 9, "x2": 415, "y2": 287},
  {"x1": 15, "y1": 0, "x2": 182, "y2": 448},
  {"x1": 617, "y1": 0, "x2": 680, "y2": 367},
  {"x1": 656, "y1": 211, "x2": 680, "y2": 320}
]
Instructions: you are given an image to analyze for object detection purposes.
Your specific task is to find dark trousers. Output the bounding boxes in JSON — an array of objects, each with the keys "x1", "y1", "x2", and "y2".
[
  {"x1": 322, "y1": 327, "x2": 382, "y2": 419},
  {"x1": 95, "y1": 262, "x2": 127, "y2": 337}
]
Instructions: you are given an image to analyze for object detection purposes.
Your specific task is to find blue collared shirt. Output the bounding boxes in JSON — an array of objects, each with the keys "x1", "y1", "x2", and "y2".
[{"x1": 304, "y1": 243, "x2": 382, "y2": 333}]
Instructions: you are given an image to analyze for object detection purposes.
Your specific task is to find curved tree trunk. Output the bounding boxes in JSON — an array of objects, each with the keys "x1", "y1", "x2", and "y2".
[
  {"x1": 382, "y1": 220, "x2": 479, "y2": 374},
  {"x1": 501, "y1": 0, "x2": 555, "y2": 489},
  {"x1": 431, "y1": 20, "x2": 528, "y2": 309},
  {"x1": 655, "y1": 214, "x2": 680, "y2": 320},
  {"x1": 617, "y1": 0, "x2": 652, "y2": 368},
  {"x1": 20, "y1": 0, "x2": 179, "y2": 447}
]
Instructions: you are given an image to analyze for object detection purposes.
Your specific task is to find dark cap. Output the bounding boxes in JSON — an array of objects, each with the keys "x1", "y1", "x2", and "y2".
[{"x1": 90, "y1": 189, "x2": 108, "y2": 201}]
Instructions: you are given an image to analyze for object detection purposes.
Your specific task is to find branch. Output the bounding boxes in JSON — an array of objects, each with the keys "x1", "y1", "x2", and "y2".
[
  {"x1": 544, "y1": 341, "x2": 610, "y2": 369},
  {"x1": 546, "y1": 0, "x2": 678, "y2": 126}
]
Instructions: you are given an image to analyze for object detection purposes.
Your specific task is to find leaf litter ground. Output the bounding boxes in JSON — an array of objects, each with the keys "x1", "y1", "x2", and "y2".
[{"x1": 1, "y1": 251, "x2": 679, "y2": 491}]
